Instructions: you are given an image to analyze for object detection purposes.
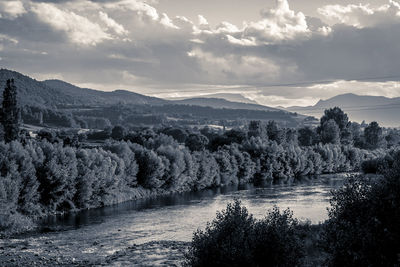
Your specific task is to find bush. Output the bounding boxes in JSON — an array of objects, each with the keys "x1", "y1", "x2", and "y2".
[
  {"x1": 0, "y1": 212, "x2": 34, "y2": 237},
  {"x1": 185, "y1": 200, "x2": 255, "y2": 267},
  {"x1": 361, "y1": 158, "x2": 380, "y2": 173},
  {"x1": 185, "y1": 200, "x2": 304, "y2": 267},
  {"x1": 251, "y1": 207, "x2": 304, "y2": 266},
  {"x1": 323, "y1": 173, "x2": 400, "y2": 266}
]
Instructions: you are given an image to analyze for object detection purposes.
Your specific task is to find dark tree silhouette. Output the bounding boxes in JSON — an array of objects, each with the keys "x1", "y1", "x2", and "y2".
[
  {"x1": 111, "y1": 125, "x2": 126, "y2": 140},
  {"x1": 320, "y1": 107, "x2": 349, "y2": 131},
  {"x1": 320, "y1": 119, "x2": 340, "y2": 144},
  {"x1": 364, "y1": 121, "x2": 385, "y2": 149},
  {"x1": 298, "y1": 127, "x2": 317, "y2": 146},
  {"x1": 1, "y1": 79, "x2": 20, "y2": 143}
]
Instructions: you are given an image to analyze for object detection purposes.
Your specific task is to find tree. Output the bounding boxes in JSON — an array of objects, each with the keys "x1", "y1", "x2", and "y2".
[
  {"x1": 266, "y1": 121, "x2": 285, "y2": 144},
  {"x1": 185, "y1": 200, "x2": 255, "y2": 267},
  {"x1": 37, "y1": 142, "x2": 78, "y2": 212},
  {"x1": 1, "y1": 79, "x2": 20, "y2": 143},
  {"x1": 385, "y1": 129, "x2": 400, "y2": 148},
  {"x1": 298, "y1": 127, "x2": 317, "y2": 146},
  {"x1": 320, "y1": 119, "x2": 340, "y2": 144},
  {"x1": 111, "y1": 125, "x2": 126, "y2": 140},
  {"x1": 349, "y1": 122, "x2": 364, "y2": 148},
  {"x1": 185, "y1": 200, "x2": 304, "y2": 267},
  {"x1": 185, "y1": 133, "x2": 209, "y2": 151},
  {"x1": 248, "y1": 121, "x2": 267, "y2": 140},
  {"x1": 320, "y1": 107, "x2": 349, "y2": 131},
  {"x1": 340, "y1": 127, "x2": 353, "y2": 145},
  {"x1": 161, "y1": 127, "x2": 188, "y2": 143},
  {"x1": 131, "y1": 145, "x2": 165, "y2": 189},
  {"x1": 364, "y1": 121, "x2": 385, "y2": 149},
  {"x1": 323, "y1": 172, "x2": 400, "y2": 266},
  {"x1": 224, "y1": 129, "x2": 246, "y2": 144}
]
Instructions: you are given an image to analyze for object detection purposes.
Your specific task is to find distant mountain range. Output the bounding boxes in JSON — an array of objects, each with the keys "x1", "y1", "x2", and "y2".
[
  {"x1": 0, "y1": 69, "x2": 305, "y2": 128},
  {"x1": 188, "y1": 93, "x2": 257, "y2": 104},
  {"x1": 0, "y1": 69, "x2": 285, "y2": 113},
  {"x1": 286, "y1": 93, "x2": 400, "y2": 127},
  {"x1": 172, "y1": 97, "x2": 280, "y2": 112},
  {"x1": 4, "y1": 69, "x2": 399, "y2": 127}
]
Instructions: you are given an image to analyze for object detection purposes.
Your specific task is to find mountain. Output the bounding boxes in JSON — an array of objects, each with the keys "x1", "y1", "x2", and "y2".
[
  {"x1": 43, "y1": 79, "x2": 166, "y2": 106},
  {"x1": 173, "y1": 97, "x2": 281, "y2": 112},
  {"x1": 0, "y1": 69, "x2": 305, "y2": 128},
  {"x1": 286, "y1": 93, "x2": 400, "y2": 127},
  {"x1": 1, "y1": 69, "x2": 277, "y2": 110},
  {"x1": 0, "y1": 69, "x2": 77, "y2": 107},
  {"x1": 0, "y1": 69, "x2": 166, "y2": 107},
  {"x1": 195, "y1": 93, "x2": 258, "y2": 104}
]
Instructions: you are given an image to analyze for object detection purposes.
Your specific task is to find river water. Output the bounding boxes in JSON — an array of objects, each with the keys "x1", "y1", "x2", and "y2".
[{"x1": 4, "y1": 174, "x2": 346, "y2": 264}]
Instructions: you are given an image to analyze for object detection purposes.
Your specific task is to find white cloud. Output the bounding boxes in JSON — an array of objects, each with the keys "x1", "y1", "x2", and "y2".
[
  {"x1": 31, "y1": 3, "x2": 111, "y2": 46},
  {"x1": 104, "y1": 0, "x2": 159, "y2": 21},
  {"x1": 0, "y1": 0, "x2": 26, "y2": 19},
  {"x1": 198, "y1": 15, "x2": 208, "y2": 25},
  {"x1": 226, "y1": 35, "x2": 256, "y2": 46},
  {"x1": 318, "y1": 0, "x2": 400, "y2": 27},
  {"x1": 160, "y1": 13, "x2": 179, "y2": 29},
  {"x1": 193, "y1": 0, "x2": 310, "y2": 47},
  {"x1": 99, "y1": 11, "x2": 128, "y2": 35},
  {"x1": 214, "y1": 21, "x2": 241, "y2": 33},
  {"x1": 242, "y1": 0, "x2": 309, "y2": 44}
]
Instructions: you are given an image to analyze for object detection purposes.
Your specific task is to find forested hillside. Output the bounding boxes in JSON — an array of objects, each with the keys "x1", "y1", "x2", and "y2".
[{"x1": 0, "y1": 69, "x2": 304, "y2": 129}]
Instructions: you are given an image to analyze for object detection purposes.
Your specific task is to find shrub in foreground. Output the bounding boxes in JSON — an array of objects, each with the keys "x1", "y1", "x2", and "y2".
[
  {"x1": 323, "y1": 173, "x2": 400, "y2": 266},
  {"x1": 185, "y1": 200, "x2": 304, "y2": 267}
]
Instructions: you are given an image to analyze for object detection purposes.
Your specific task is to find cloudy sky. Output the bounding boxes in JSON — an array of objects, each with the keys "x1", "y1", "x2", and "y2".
[{"x1": 1, "y1": 0, "x2": 400, "y2": 107}]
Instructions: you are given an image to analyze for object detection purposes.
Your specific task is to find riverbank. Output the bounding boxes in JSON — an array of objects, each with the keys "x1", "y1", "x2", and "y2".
[
  {"x1": 0, "y1": 222, "x2": 326, "y2": 267},
  {"x1": 1, "y1": 172, "x2": 358, "y2": 238},
  {"x1": 0, "y1": 174, "x2": 351, "y2": 266},
  {"x1": 0, "y1": 238, "x2": 189, "y2": 266}
]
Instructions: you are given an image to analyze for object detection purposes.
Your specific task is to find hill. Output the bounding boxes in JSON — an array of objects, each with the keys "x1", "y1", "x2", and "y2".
[
  {"x1": 193, "y1": 93, "x2": 257, "y2": 104},
  {"x1": 0, "y1": 69, "x2": 76, "y2": 107},
  {"x1": 43, "y1": 79, "x2": 166, "y2": 106},
  {"x1": 173, "y1": 97, "x2": 281, "y2": 112},
  {"x1": 0, "y1": 68, "x2": 305, "y2": 128},
  {"x1": 286, "y1": 93, "x2": 400, "y2": 127},
  {"x1": 0, "y1": 69, "x2": 166, "y2": 107}
]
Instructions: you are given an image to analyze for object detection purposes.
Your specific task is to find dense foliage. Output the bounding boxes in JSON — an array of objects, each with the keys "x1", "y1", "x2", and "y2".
[
  {"x1": 0, "y1": 105, "x2": 391, "y2": 235},
  {"x1": 323, "y1": 158, "x2": 400, "y2": 266},
  {"x1": 185, "y1": 168, "x2": 400, "y2": 266},
  {"x1": 0, "y1": 127, "x2": 383, "y2": 235},
  {"x1": 185, "y1": 200, "x2": 304, "y2": 267}
]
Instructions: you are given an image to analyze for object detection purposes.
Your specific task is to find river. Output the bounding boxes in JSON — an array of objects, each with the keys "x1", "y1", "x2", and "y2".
[{"x1": 1, "y1": 174, "x2": 347, "y2": 266}]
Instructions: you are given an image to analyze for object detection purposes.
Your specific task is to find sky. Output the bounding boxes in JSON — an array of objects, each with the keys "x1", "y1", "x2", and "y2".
[{"x1": 1, "y1": 0, "x2": 400, "y2": 107}]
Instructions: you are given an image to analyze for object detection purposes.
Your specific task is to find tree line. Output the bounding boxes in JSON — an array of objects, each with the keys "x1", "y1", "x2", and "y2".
[
  {"x1": 0, "y1": 79, "x2": 394, "y2": 235},
  {"x1": 0, "y1": 126, "x2": 386, "y2": 234}
]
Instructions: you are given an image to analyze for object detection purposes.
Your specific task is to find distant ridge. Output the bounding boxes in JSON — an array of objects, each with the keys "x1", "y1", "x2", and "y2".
[
  {"x1": 0, "y1": 69, "x2": 312, "y2": 128},
  {"x1": 173, "y1": 97, "x2": 281, "y2": 112},
  {"x1": 0, "y1": 69, "x2": 166, "y2": 107},
  {"x1": 286, "y1": 93, "x2": 400, "y2": 127},
  {"x1": 194, "y1": 93, "x2": 258, "y2": 104},
  {"x1": 43, "y1": 79, "x2": 166, "y2": 106},
  {"x1": 0, "y1": 69, "x2": 283, "y2": 112}
]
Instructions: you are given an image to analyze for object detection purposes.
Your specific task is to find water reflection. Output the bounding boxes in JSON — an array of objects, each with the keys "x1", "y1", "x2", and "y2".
[{"x1": 40, "y1": 175, "x2": 345, "y2": 242}]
